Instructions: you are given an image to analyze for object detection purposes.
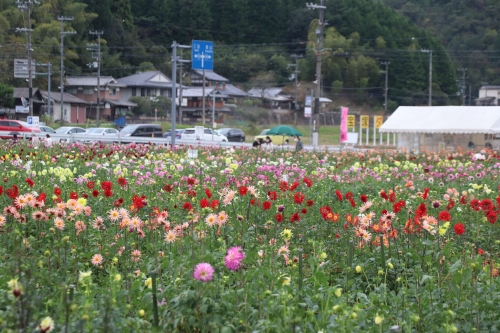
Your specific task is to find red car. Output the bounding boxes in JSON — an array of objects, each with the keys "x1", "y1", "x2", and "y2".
[{"x1": 0, "y1": 119, "x2": 40, "y2": 139}]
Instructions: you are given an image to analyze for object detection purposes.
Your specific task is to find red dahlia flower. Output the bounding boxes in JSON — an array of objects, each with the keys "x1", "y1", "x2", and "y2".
[
  {"x1": 360, "y1": 194, "x2": 368, "y2": 203},
  {"x1": 70, "y1": 192, "x2": 78, "y2": 200},
  {"x1": 454, "y1": 223, "x2": 465, "y2": 235},
  {"x1": 470, "y1": 199, "x2": 481, "y2": 211},
  {"x1": 275, "y1": 213, "x2": 283, "y2": 222},
  {"x1": 279, "y1": 181, "x2": 288, "y2": 192},
  {"x1": 86, "y1": 181, "x2": 95, "y2": 189},
  {"x1": 306, "y1": 200, "x2": 314, "y2": 207},
  {"x1": 238, "y1": 186, "x2": 248, "y2": 196},
  {"x1": 54, "y1": 188, "x2": 61, "y2": 196},
  {"x1": 290, "y1": 212, "x2": 301, "y2": 222},
  {"x1": 290, "y1": 182, "x2": 300, "y2": 191},
  {"x1": 117, "y1": 177, "x2": 128, "y2": 187},
  {"x1": 205, "y1": 188, "x2": 212, "y2": 199},
  {"x1": 183, "y1": 202, "x2": 193, "y2": 211},
  {"x1": 263, "y1": 201, "x2": 272, "y2": 211},
  {"x1": 335, "y1": 190, "x2": 343, "y2": 201},
  {"x1": 303, "y1": 177, "x2": 312, "y2": 188},
  {"x1": 487, "y1": 211, "x2": 497, "y2": 224},
  {"x1": 294, "y1": 192, "x2": 305, "y2": 205},
  {"x1": 480, "y1": 199, "x2": 494, "y2": 211},
  {"x1": 200, "y1": 198, "x2": 209, "y2": 208},
  {"x1": 438, "y1": 210, "x2": 451, "y2": 221},
  {"x1": 25, "y1": 178, "x2": 34, "y2": 187}
]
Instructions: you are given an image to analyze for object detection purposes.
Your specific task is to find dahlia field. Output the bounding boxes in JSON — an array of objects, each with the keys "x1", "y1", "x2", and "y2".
[{"x1": 1, "y1": 142, "x2": 500, "y2": 332}]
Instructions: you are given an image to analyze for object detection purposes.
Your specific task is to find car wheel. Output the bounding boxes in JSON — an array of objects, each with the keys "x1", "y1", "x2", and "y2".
[{"x1": 223, "y1": 139, "x2": 227, "y2": 142}]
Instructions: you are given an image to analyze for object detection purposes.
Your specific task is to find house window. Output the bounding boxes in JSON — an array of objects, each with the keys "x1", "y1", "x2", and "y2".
[
  {"x1": 110, "y1": 88, "x2": 117, "y2": 96},
  {"x1": 141, "y1": 88, "x2": 146, "y2": 97},
  {"x1": 83, "y1": 88, "x2": 93, "y2": 95},
  {"x1": 132, "y1": 88, "x2": 136, "y2": 96},
  {"x1": 66, "y1": 88, "x2": 77, "y2": 94},
  {"x1": 147, "y1": 88, "x2": 152, "y2": 96}
]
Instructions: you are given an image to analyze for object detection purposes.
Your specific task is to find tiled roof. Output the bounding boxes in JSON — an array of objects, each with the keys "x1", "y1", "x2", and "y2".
[
  {"x1": 218, "y1": 84, "x2": 248, "y2": 97},
  {"x1": 65, "y1": 76, "x2": 124, "y2": 87},
  {"x1": 193, "y1": 70, "x2": 229, "y2": 82},
  {"x1": 40, "y1": 91, "x2": 89, "y2": 104},
  {"x1": 102, "y1": 98, "x2": 137, "y2": 107},
  {"x1": 116, "y1": 71, "x2": 178, "y2": 88},
  {"x1": 13, "y1": 88, "x2": 44, "y2": 102}
]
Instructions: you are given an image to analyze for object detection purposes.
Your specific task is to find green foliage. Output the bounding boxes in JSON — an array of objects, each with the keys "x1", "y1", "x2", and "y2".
[
  {"x1": 129, "y1": 96, "x2": 151, "y2": 116},
  {"x1": 0, "y1": 83, "x2": 14, "y2": 107}
]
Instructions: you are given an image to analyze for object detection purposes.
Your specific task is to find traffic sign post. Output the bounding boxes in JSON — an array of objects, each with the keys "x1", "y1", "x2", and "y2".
[
  {"x1": 191, "y1": 40, "x2": 214, "y2": 70},
  {"x1": 27, "y1": 116, "x2": 39, "y2": 128}
]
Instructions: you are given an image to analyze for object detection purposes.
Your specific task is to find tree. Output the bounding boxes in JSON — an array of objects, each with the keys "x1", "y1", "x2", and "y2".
[
  {"x1": 0, "y1": 83, "x2": 14, "y2": 108},
  {"x1": 129, "y1": 96, "x2": 151, "y2": 116}
]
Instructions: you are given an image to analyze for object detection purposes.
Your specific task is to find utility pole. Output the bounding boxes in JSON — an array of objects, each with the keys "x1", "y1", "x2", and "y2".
[
  {"x1": 89, "y1": 31, "x2": 103, "y2": 126},
  {"x1": 15, "y1": 0, "x2": 39, "y2": 117},
  {"x1": 380, "y1": 61, "x2": 390, "y2": 113},
  {"x1": 421, "y1": 49, "x2": 432, "y2": 106},
  {"x1": 178, "y1": 51, "x2": 184, "y2": 125},
  {"x1": 170, "y1": 42, "x2": 191, "y2": 146},
  {"x1": 58, "y1": 16, "x2": 75, "y2": 125},
  {"x1": 202, "y1": 70, "x2": 206, "y2": 125},
  {"x1": 458, "y1": 68, "x2": 467, "y2": 106},
  {"x1": 37, "y1": 62, "x2": 51, "y2": 117},
  {"x1": 306, "y1": 0, "x2": 326, "y2": 147},
  {"x1": 288, "y1": 54, "x2": 303, "y2": 126}
]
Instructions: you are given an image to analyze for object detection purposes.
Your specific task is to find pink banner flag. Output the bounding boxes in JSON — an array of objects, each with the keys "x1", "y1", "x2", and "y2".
[{"x1": 340, "y1": 106, "x2": 348, "y2": 142}]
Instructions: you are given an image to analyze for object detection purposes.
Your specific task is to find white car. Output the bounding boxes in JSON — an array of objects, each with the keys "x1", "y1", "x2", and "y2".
[
  {"x1": 55, "y1": 126, "x2": 86, "y2": 134},
  {"x1": 181, "y1": 128, "x2": 228, "y2": 142},
  {"x1": 85, "y1": 128, "x2": 120, "y2": 136}
]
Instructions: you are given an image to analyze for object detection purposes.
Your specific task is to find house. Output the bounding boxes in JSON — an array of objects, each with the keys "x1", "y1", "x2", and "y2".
[
  {"x1": 178, "y1": 87, "x2": 231, "y2": 124},
  {"x1": 476, "y1": 86, "x2": 500, "y2": 106},
  {"x1": 12, "y1": 88, "x2": 45, "y2": 118},
  {"x1": 247, "y1": 87, "x2": 294, "y2": 110},
  {"x1": 116, "y1": 71, "x2": 178, "y2": 100},
  {"x1": 64, "y1": 76, "x2": 136, "y2": 121},
  {"x1": 188, "y1": 70, "x2": 248, "y2": 102},
  {"x1": 40, "y1": 91, "x2": 89, "y2": 124},
  {"x1": 379, "y1": 106, "x2": 500, "y2": 151}
]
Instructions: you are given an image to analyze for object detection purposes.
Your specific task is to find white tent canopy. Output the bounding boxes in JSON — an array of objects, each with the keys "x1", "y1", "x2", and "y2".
[{"x1": 379, "y1": 106, "x2": 500, "y2": 134}]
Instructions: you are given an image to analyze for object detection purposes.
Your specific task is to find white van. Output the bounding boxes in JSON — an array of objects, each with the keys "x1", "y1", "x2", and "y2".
[{"x1": 180, "y1": 127, "x2": 228, "y2": 142}]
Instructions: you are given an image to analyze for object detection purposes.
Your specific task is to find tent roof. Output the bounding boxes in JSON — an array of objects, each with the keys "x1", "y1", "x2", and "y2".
[{"x1": 379, "y1": 106, "x2": 500, "y2": 134}]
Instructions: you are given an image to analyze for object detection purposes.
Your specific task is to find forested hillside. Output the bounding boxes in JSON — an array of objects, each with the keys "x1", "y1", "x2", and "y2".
[
  {"x1": 0, "y1": 0, "x2": 460, "y2": 111},
  {"x1": 381, "y1": 0, "x2": 500, "y2": 100}
]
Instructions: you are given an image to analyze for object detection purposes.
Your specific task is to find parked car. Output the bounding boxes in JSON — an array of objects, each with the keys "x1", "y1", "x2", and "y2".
[
  {"x1": 39, "y1": 126, "x2": 56, "y2": 134},
  {"x1": 181, "y1": 127, "x2": 228, "y2": 142},
  {"x1": 85, "y1": 128, "x2": 120, "y2": 136},
  {"x1": 163, "y1": 129, "x2": 184, "y2": 139},
  {"x1": 0, "y1": 120, "x2": 40, "y2": 139},
  {"x1": 254, "y1": 129, "x2": 290, "y2": 145},
  {"x1": 54, "y1": 126, "x2": 87, "y2": 143},
  {"x1": 119, "y1": 124, "x2": 163, "y2": 138},
  {"x1": 55, "y1": 126, "x2": 87, "y2": 135},
  {"x1": 218, "y1": 128, "x2": 245, "y2": 142}
]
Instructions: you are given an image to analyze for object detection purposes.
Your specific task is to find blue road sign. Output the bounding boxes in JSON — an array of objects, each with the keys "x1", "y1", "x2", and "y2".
[
  {"x1": 27, "y1": 116, "x2": 33, "y2": 125},
  {"x1": 192, "y1": 40, "x2": 214, "y2": 70}
]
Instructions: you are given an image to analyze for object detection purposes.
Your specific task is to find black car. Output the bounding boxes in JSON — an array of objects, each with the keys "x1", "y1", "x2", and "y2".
[
  {"x1": 218, "y1": 128, "x2": 245, "y2": 142},
  {"x1": 120, "y1": 124, "x2": 163, "y2": 138}
]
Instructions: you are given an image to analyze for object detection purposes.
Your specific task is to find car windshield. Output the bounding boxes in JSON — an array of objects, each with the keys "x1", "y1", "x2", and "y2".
[
  {"x1": 55, "y1": 127, "x2": 72, "y2": 133},
  {"x1": 218, "y1": 129, "x2": 229, "y2": 135},
  {"x1": 259, "y1": 130, "x2": 269, "y2": 135},
  {"x1": 120, "y1": 125, "x2": 139, "y2": 134}
]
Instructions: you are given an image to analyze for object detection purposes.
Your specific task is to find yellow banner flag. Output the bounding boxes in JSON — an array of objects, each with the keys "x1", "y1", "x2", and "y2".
[
  {"x1": 361, "y1": 115, "x2": 369, "y2": 129},
  {"x1": 374, "y1": 116, "x2": 383, "y2": 129},
  {"x1": 347, "y1": 115, "x2": 355, "y2": 129}
]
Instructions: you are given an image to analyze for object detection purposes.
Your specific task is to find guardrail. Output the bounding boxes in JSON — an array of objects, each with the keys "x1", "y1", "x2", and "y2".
[{"x1": 3, "y1": 131, "x2": 343, "y2": 152}]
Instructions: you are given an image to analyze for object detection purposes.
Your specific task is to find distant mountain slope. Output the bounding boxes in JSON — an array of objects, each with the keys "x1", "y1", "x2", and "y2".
[{"x1": 381, "y1": 0, "x2": 500, "y2": 95}]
